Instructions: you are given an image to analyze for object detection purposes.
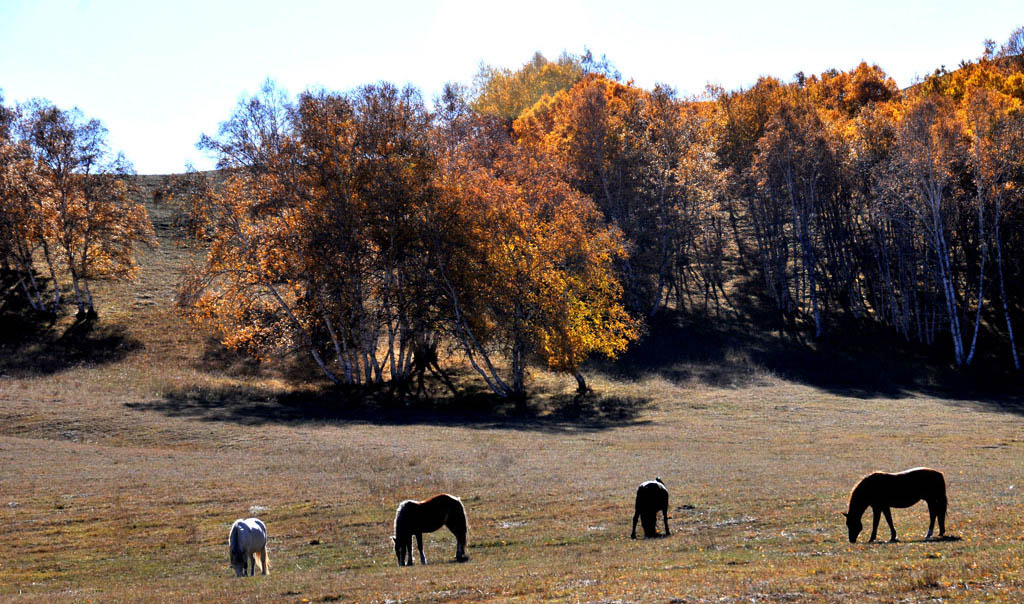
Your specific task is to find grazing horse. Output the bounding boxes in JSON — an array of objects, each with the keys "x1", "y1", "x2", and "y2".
[
  {"x1": 843, "y1": 467, "x2": 947, "y2": 543},
  {"x1": 631, "y1": 477, "x2": 670, "y2": 539},
  {"x1": 391, "y1": 494, "x2": 469, "y2": 566},
  {"x1": 229, "y1": 518, "x2": 269, "y2": 576}
]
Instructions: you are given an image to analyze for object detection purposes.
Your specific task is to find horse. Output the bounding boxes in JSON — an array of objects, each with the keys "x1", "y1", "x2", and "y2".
[
  {"x1": 842, "y1": 467, "x2": 947, "y2": 543},
  {"x1": 391, "y1": 494, "x2": 469, "y2": 566},
  {"x1": 228, "y1": 518, "x2": 269, "y2": 576},
  {"x1": 631, "y1": 477, "x2": 670, "y2": 539}
]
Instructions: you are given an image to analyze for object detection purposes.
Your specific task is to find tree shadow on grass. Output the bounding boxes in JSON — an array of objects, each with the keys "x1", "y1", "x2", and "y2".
[
  {"x1": 193, "y1": 336, "x2": 263, "y2": 377},
  {"x1": 587, "y1": 274, "x2": 1024, "y2": 415},
  {"x1": 0, "y1": 311, "x2": 142, "y2": 378},
  {"x1": 591, "y1": 310, "x2": 921, "y2": 397},
  {"x1": 126, "y1": 381, "x2": 652, "y2": 434}
]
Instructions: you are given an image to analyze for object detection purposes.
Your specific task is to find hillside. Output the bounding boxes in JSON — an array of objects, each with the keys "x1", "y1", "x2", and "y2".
[{"x1": 0, "y1": 177, "x2": 1023, "y2": 602}]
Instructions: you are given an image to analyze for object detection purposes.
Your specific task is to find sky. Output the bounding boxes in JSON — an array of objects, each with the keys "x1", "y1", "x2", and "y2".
[{"x1": 1, "y1": 0, "x2": 1022, "y2": 174}]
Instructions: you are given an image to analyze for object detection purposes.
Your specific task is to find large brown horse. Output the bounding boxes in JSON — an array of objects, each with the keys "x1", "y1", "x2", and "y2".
[
  {"x1": 391, "y1": 494, "x2": 469, "y2": 566},
  {"x1": 843, "y1": 467, "x2": 947, "y2": 543}
]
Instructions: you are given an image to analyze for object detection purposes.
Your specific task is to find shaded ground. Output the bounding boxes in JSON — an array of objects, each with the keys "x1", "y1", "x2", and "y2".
[
  {"x1": 127, "y1": 382, "x2": 653, "y2": 434},
  {"x1": 0, "y1": 312, "x2": 143, "y2": 378},
  {"x1": 590, "y1": 272, "x2": 1024, "y2": 414}
]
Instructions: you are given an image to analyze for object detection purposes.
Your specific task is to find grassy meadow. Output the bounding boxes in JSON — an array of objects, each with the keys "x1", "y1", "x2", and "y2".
[{"x1": 1, "y1": 176, "x2": 1023, "y2": 602}]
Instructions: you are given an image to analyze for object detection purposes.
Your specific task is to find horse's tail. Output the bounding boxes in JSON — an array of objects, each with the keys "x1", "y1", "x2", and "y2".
[
  {"x1": 449, "y1": 495, "x2": 469, "y2": 560},
  {"x1": 934, "y1": 469, "x2": 948, "y2": 505},
  {"x1": 451, "y1": 495, "x2": 469, "y2": 534}
]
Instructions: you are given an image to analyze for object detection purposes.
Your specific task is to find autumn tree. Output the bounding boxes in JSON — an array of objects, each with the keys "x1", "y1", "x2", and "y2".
[
  {"x1": 183, "y1": 81, "x2": 437, "y2": 387},
  {"x1": 880, "y1": 95, "x2": 972, "y2": 364},
  {"x1": 0, "y1": 98, "x2": 153, "y2": 319},
  {"x1": 431, "y1": 108, "x2": 638, "y2": 397},
  {"x1": 182, "y1": 79, "x2": 638, "y2": 397},
  {"x1": 718, "y1": 65, "x2": 917, "y2": 338},
  {"x1": 849, "y1": 101, "x2": 927, "y2": 341},
  {"x1": 472, "y1": 50, "x2": 617, "y2": 122},
  {"x1": 514, "y1": 74, "x2": 730, "y2": 316},
  {"x1": 960, "y1": 74, "x2": 1024, "y2": 367},
  {"x1": 0, "y1": 135, "x2": 53, "y2": 312},
  {"x1": 716, "y1": 76, "x2": 791, "y2": 312},
  {"x1": 0, "y1": 97, "x2": 53, "y2": 311},
  {"x1": 0, "y1": 96, "x2": 52, "y2": 310},
  {"x1": 751, "y1": 88, "x2": 841, "y2": 336}
]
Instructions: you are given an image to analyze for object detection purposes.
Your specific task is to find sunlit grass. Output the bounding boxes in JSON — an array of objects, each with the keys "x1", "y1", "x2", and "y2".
[{"x1": 1, "y1": 182, "x2": 1023, "y2": 602}]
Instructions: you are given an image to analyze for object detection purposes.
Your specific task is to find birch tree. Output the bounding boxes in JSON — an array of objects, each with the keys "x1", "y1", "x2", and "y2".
[
  {"x1": 890, "y1": 96, "x2": 969, "y2": 365},
  {"x1": 11, "y1": 100, "x2": 154, "y2": 319}
]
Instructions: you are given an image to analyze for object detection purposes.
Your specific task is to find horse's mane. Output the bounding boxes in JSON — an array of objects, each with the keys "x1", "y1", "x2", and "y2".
[
  {"x1": 847, "y1": 479, "x2": 863, "y2": 506},
  {"x1": 394, "y1": 500, "x2": 415, "y2": 534},
  {"x1": 229, "y1": 520, "x2": 244, "y2": 563},
  {"x1": 847, "y1": 472, "x2": 882, "y2": 509}
]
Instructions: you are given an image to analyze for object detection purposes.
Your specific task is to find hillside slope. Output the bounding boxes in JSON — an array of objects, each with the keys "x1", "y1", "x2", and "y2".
[{"x1": 0, "y1": 176, "x2": 1022, "y2": 602}]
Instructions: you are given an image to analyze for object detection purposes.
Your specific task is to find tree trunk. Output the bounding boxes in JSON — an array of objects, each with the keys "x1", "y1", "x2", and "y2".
[
  {"x1": 965, "y1": 190, "x2": 987, "y2": 365},
  {"x1": 574, "y1": 372, "x2": 590, "y2": 395},
  {"x1": 993, "y1": 200, "x2": 1020, "y2": 370}
]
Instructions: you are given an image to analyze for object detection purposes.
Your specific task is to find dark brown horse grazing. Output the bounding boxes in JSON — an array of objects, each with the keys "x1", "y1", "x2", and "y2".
[
  {"x1": 843, "y1": 467, "x2": 947, "y2": 543},
  {"x1": 391, "y1": 494, "x2": 468, "y2": 566},
  {"x1": 631, "y1": 477, "x2": 670, "y2": 539}
]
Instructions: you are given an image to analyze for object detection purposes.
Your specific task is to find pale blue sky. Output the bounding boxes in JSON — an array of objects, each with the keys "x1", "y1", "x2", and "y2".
[{"x1": 1, "y1": 0, "x2": 1020, "y2": 174}]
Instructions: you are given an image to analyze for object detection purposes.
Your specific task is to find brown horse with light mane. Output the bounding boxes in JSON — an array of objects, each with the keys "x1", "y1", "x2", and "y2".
[
  {"x1": 843, "y1": 467, "x2": 947, "y2": 543},
  {"x1": 391, "y1": 494, "x2": 469, "y2": 566}
]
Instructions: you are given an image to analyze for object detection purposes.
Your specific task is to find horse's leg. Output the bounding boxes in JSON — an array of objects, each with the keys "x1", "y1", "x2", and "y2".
[
  {"x1": 445, "y1": 512, "x2": 469, "y2": 561},
  {"x1": 882, "y1": 507, "x2": 897, "y2": 542},
  {"x1": 260, "y1": 545, "x2": 268, "y2": 575},
  {"x1": 248, "y1": 552, "x2": 255, "y2": 576},
  {"x1": 405, "y1": 535, "x2": 413, "y2": 566},
  {"x1": 662, "y1": 504, "x2": 670, "y2": 536},
  {"x1": 868, "y1": 506, "x2": 881, "y2": 542},
  {"x1": 926, "y1": 499, "x2": 937, "y2": 539},
  {"x1": 456, "y1": 532, "x2": 467, "y2": 561},
  {"x1": 938, "y1": 495, "x2": 947, "y2": 537},
  {"x1": 640, "y1": 510, "x2": 651, "y2": 538},
  {"x1": 416, "y1": 533, "x2": 425, "y2": 565}
]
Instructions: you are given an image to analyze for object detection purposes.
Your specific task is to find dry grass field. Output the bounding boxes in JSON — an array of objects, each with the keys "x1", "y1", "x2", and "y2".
[{"x1": 2, "y1": 176, "x2": 1024, "y2": 602}]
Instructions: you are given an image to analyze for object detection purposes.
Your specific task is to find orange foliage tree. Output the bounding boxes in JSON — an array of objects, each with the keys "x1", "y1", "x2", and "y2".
[
  {"x1": 0, "y1": 97, "x2": 154, "y2": 319},
  {"x1": 180, "y1": 81, "x2": 638, "y2": 395},
  {"x1": 432, "y1": 104, "x2": 638, "y2": 397},
  {"x1": 515, "y1": 74, "x2": 730, "y2": 316},
  {"x1": 182, "y1": 82, "x2": 437, "y2": 386}
]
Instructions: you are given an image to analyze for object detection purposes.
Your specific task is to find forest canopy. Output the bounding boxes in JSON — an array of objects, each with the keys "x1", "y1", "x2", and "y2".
[
  {"x1": 172, "y1": 33, "x2": 1024, "y2": 395},
  {"x1": 6, "y1": 30, "x2": 1024, "y2": 399}
]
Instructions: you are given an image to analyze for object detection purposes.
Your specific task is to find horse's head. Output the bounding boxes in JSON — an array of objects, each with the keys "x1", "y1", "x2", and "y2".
[
  {"x1": 842, "y1": 511, "x2": 862, "y2": 543},
  {"x1": 229, "y1": 522, "x2": 246, "y2": 576},
  {"x1": 229, "y1": 547, "x2": 246, "y2": 576},
  {"x1": 391, "y1": 535, "x2": 406, "y2": 566}
]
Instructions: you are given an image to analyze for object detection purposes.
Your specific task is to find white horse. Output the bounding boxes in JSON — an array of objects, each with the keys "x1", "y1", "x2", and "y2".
[{"x1": 228, "y1": 518, "x2": 269, "y2": 576}]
